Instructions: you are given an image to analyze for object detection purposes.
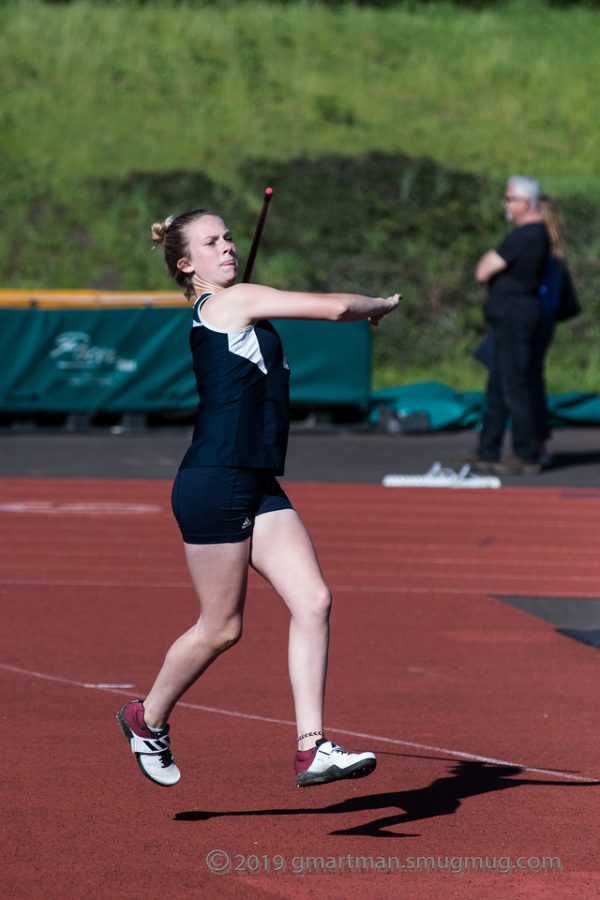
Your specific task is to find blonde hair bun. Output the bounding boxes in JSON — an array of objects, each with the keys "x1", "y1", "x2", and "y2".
[{"x1": 150, "y1": 216, "x2": 175, "y2": 245}]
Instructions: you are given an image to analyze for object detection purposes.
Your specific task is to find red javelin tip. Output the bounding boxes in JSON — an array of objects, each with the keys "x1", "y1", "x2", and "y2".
[{"x1": 265, "y1": 187, "x2": 273, "y2": 196}]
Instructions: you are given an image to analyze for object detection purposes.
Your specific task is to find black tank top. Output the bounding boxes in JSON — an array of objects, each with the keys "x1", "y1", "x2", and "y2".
[{"x1": 179, "y1": 292, "x2": 291, "y2": 474}]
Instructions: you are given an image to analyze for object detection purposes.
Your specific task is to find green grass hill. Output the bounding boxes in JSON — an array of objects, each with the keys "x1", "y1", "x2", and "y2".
[{"x1": 1, "y1": 0, "x2": 599, "y2": 391}]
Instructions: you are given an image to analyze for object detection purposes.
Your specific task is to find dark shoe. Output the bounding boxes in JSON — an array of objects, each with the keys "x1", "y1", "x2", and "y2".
[
  {"x1": 492, "y1": 457, "x2": 541, "y2": 475},
  {"x1": 464, "y1": 456, "x2": 497, "y2": 475}
]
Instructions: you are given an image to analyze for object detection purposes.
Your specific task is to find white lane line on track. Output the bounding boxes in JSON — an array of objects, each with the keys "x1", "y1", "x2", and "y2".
[
  {"x1": 0, "y1": 501, "x2": 163, "y2": 515},
  {"x1": 3, "y1": 580, "x2": 600, "y2": 599},
  {"x1": 0, "y1": 663, "x2": 134, "y2": 690},
  {"x1": 0, "y1": 576, "x2": 598, "y2": 600},
  {"x1": 1, "y1": 660, "x2": 596, "y2": 784}
]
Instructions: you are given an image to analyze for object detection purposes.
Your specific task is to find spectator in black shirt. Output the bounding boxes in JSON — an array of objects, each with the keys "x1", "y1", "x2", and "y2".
[{"x1": 469, "y1": 176, "x2": 550, "y2": 475}]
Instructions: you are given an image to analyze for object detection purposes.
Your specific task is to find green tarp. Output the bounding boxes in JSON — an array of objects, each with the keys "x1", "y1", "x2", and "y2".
[
  {"x1": 1, "y1": 307, "x2": 598, "y2": 426},
  {"x1": 371, "y1": 382, "x2": 600, "y2": 430},
  {"x1": 0, "y1": 307, "x2": 371, "y2": 412}
]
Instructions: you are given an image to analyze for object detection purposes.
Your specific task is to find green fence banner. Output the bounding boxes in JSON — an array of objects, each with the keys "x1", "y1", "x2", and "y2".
[{"x1": 0, "y1": 307, "x2": 371, "y2": 412}]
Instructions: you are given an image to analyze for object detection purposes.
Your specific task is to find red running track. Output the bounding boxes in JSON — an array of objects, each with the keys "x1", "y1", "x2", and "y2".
[{"x1": 2, "y1": 477, "x2": 600, "y2": 899}]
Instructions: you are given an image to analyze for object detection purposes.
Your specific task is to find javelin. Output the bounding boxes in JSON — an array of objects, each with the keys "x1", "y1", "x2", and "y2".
[{"x1": 242, "y1": 187, "x2": 273, "y2": 283}]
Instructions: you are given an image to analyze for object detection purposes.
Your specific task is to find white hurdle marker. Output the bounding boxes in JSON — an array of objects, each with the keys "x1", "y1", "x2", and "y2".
[{"x1": 383, "y1": 461, "x2": 501, "y2": 489}]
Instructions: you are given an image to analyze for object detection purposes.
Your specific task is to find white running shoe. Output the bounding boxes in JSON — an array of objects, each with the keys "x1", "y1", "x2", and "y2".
[
  {"x1": 117, "y1": 700, "x2": 181, "y2": 787},
  {"x1": 296, "y1": 740, "x2": 376, "y2": 787}
]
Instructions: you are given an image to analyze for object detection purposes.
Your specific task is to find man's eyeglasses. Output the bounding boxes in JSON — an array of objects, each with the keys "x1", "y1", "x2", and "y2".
[{"x1": 503, "y1": 196, "x2": 526, "y2": 205}]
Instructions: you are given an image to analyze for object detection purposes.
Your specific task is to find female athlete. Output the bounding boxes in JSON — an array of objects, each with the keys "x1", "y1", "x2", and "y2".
[{"x1": 117, "y1": 208, "x2": 399, "y2": 788}]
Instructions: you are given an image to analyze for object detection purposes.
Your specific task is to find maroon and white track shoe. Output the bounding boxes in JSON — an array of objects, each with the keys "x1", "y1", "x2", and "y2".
[
  {"x1": 295, "y1": 739, "x2": 376, "y2": 787},
  {"x1": 117, "y1": 700, "x2": 180, "y2": 787}
]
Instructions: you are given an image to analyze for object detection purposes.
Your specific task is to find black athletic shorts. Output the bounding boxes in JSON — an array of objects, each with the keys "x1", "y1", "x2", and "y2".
[{"x1": 171, "y1": 466, "x2": 293, "y2": 544}]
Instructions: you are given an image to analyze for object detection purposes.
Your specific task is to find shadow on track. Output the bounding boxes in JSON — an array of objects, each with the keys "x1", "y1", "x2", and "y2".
[
  {"x1": 174, "y1": 760, "x2": 598, "y2": 837},
  {"x1": 549, "y1": 450, "x2": 600, "y2": 472}
]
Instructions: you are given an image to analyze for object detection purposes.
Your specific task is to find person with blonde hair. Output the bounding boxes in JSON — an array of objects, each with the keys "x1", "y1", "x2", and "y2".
[
  {"x1": 531, "y1": 195, "x2": 563, "y2": 460},
  {"x1": 116, "y1": 206, "x2": 399, "y2": 788},
  {"x1": 533, "y1": 195, "x2": 580, "y2": 462},
  {"x1": 540, "y1": 195, "x2": 565, "y2": 261}
]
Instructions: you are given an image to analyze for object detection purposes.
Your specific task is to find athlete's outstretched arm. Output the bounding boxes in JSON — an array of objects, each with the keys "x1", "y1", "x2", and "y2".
[{"x1": 200, "y1": 284, "x2": 400, "y2": 331}]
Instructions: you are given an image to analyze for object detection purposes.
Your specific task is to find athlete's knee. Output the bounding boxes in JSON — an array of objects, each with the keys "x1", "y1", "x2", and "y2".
[
  {"x1": 297, "y1": 583, "x2": 332, "y2": 623},
  {"x1": 217, "y1": 616, "x2": 244, "y2": 651},
  {"x1": 317, "y1": 584, "x2": 332, "y2": 618},
  {"x1": 199, "y1": 615, "x2": 243, "y2": 653}
]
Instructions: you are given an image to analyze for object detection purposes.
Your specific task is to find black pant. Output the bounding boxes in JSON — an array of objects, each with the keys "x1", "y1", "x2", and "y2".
[
  {"x1": 531, "y1": 314, "x2": 555, "y2": 446},
  {"x1": 478, "y1": 313, "x2": 550, "y2": 462}
]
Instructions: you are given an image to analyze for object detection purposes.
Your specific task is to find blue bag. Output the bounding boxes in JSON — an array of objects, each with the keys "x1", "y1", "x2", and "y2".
[{"x1": 539, "y1": 257, "x2": 581, "y2": 321}]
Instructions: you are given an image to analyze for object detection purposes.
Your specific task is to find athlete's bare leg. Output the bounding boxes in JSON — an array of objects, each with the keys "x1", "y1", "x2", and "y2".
[
  {"x1": 143, "y1": 539, "x2": 251, "y2": 728},
  {"x1": 250, "y1": 508, "x2": 331, "y2": 750}
]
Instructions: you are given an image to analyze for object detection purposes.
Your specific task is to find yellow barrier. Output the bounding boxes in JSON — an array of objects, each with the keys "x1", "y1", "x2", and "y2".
[{"x1": 0, "y1": 290, "x2": 188, "y2": 309}]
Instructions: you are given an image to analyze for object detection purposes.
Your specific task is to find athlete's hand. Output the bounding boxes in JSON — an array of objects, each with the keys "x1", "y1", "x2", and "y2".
[{"x1": 369, "y1": 293, "x2": 401, "y2": 327}]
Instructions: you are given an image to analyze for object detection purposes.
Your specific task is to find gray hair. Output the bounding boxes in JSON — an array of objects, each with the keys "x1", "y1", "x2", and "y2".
[{"x1": 506, "y1": 175, "x2": 541, "y2": 210}]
